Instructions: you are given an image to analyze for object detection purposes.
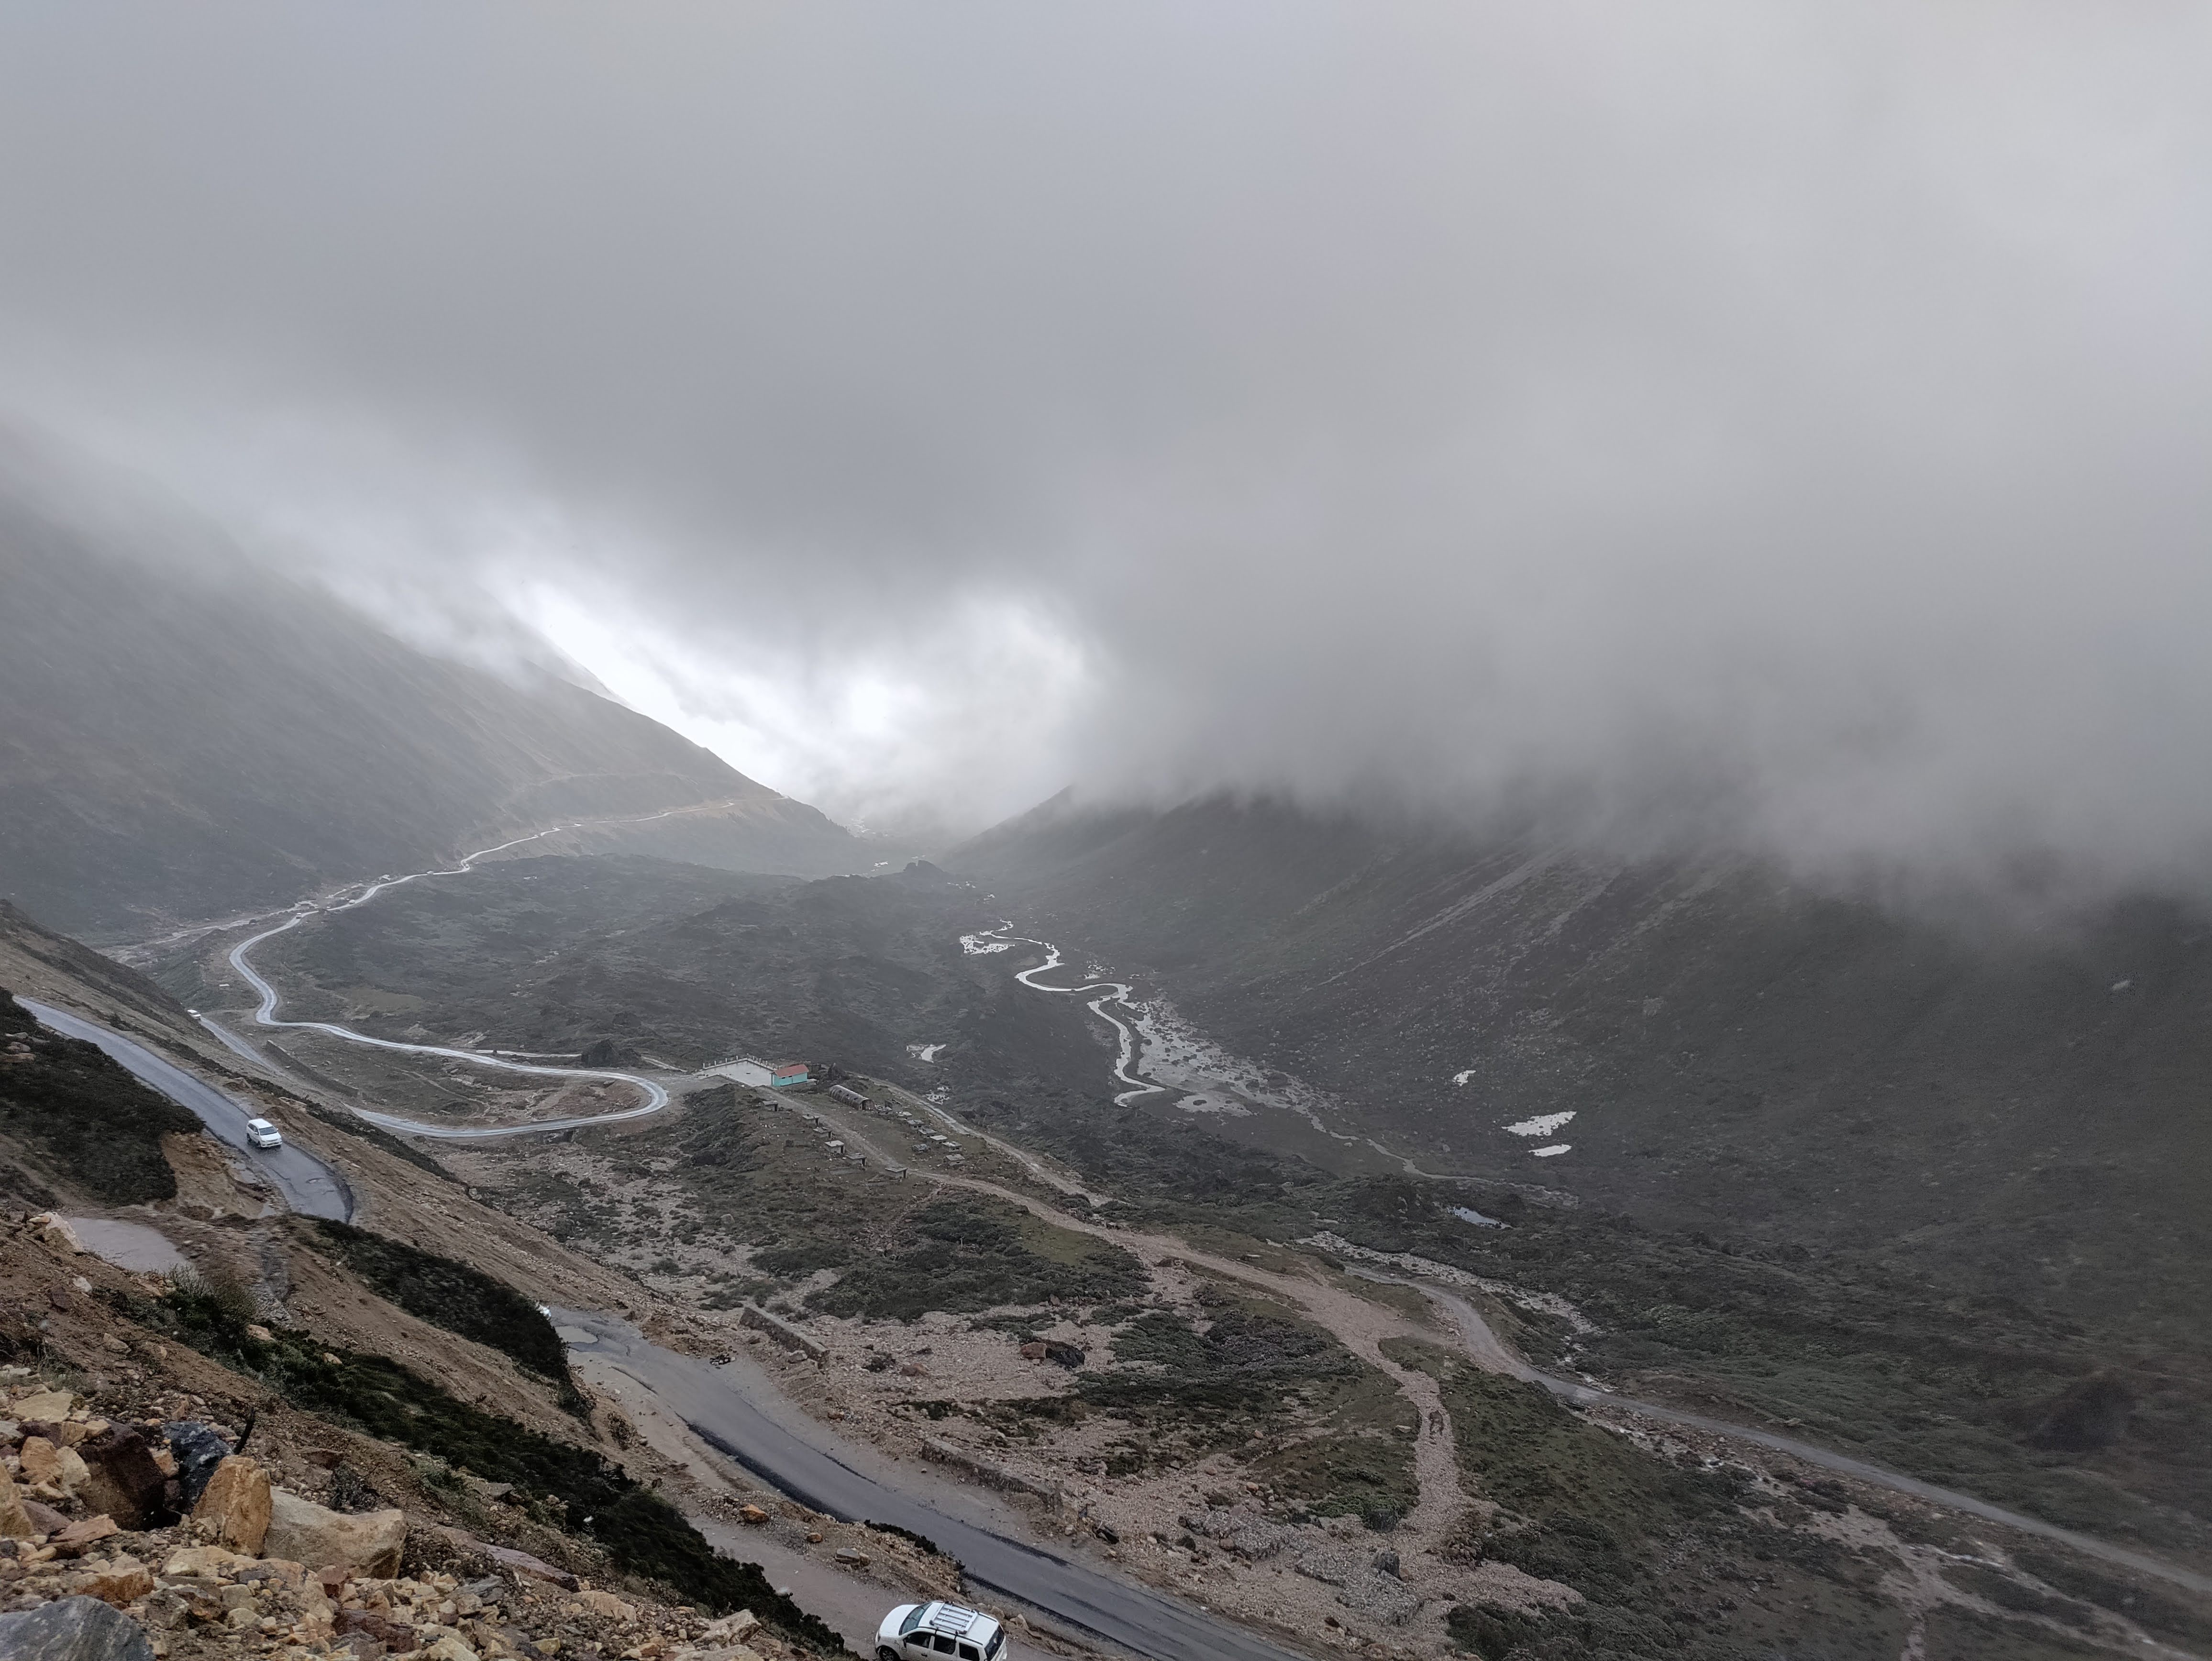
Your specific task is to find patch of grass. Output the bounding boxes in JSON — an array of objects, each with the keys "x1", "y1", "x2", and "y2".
[
  {"x1": 809, "y1": 1199, "x2": 1143, "y2": 1320},
  {"x1": 0, "y1": 989, "x2": 200, "y2": 1203},
  {"x1": 1085, "y1": 1293, "x2": 1418, "y2": 1519},
  {"x1": 112, "y1": 1278, "x2": 844, "y2": 1652},
  {"x1": 1938, "y1": 1562, "x2": 2097, "y2": 1631},
  {"x1": 302, "y1": 1218, "x2": 576, "y2": 1403},
  {"x1": 303, "y1": 1099, "x2": 453, "y2": 1180},
  {"x1": 1919, "y1": 1606, "x2": 2110, "y2": 1661},
  {"x1": 2011, "y1": 1548, "x2": 2212, "y2": 1650},
  {"x1": 1406, "y1": 1339, "x2": 1919, "y2": 1660}
]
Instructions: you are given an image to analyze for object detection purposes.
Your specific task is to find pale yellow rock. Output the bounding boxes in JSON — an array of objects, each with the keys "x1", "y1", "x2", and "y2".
[
  {"x1": 162, "y1": 1543, "x2": 246, "y2": 1576},
  {"x1": 82, "y1": 1553, "x2": 155, "y2": 1606},
  {"x1": 17, "y1": 1435, "x2": 89, "y2": 1495},
  {"x1": 193, "y1": 1455, "x2": 272, "y2": 1555},
  {"x1": 263, "y1": 1488, "x2": 406, "y2": 1578},
  {"x1": 574, "y1": 1589, "x2": 636, "y2": 1623},
  {"x1": 0, "y1": 1462, "x2": 33, "y2": 1539},
  {"x1": 414, "y1": 1635, "x2": 481, "y2": 1661},
  {"x1": 12, "y1": 1391, "x2": 75, "y2": 1422},
  {"x1": 699, "y1": 1612, "x2": 759, "y2": 1644},
  {"x1": 29, "y1": 1215, "x2": 85, "y2": 1255}
]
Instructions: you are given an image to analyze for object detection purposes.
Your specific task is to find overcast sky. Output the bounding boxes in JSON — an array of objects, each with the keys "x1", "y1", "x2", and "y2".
[{"x1": 3, "y1": 3, "x2": 2210, "y2": 895}]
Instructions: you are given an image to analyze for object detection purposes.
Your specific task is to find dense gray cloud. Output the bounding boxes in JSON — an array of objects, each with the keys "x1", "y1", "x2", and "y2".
[{"x1": 2, "y1": 2, "x2": 2210, "y2": 893}]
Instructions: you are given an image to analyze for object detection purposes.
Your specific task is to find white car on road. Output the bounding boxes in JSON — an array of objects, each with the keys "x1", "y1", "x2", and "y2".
[
  {"x1": 876, "y1": 1602, "x2": 1006, "y2": 1661},
  {"x1": 244, "y1": 1117, "x2": 283, "y2": 1150}
]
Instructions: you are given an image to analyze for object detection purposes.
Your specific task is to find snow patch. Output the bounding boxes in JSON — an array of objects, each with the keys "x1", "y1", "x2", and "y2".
[
  {"x1": 960, "y1": 934, "x2": 1012, "y2": 955},
  {"x1": 1530, "y1": 1144, "x2": 1572, "y2": 1158},
  {"x1": 1452, "y1": 1070, "x2": 1475, "y2": 1086},
  {"x1": 1504, "y1": 1111, "x2": 1575, "y2": 1137},
  {"x1": 1450, "y1": 1206, "x2": 1506, "y2": 1229},
  {"x1": 906, "y1": 1043, "x2": 946, "y2": 1062}
]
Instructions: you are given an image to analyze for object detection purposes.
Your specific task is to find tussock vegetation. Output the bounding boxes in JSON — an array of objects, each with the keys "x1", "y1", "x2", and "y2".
[
  {"x1": 1078, "y1": 1293, "x2": 1418, "y2": 1523},
  {"x1": 0, "y1": 988, "x2": 199, "y2": 1202},
  {"x1": 810, "y1": 1199, "x2": 1144, "y2": 1320},
  {"x1": 111, "y1": 1274, "x2": 842, "y2": 1652}
]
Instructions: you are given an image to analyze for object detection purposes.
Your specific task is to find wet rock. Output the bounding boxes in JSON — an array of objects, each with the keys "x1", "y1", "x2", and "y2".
[
  {"x1": 76, "y1": 1428, "x2": 168, "y2": 1531},
  {"x1": 192, "y1": 1455, "x2": 272, "y2": 1554},
  {"x1": 0, "y1": 1594, "x2": 156, "y2": 1661},
  {"x1": 160, "y1": 1422, "x2": 232, "y2": 1509},
  {"x1": 264, "y1": 1489, "x2": 406, "y2": 1578}
]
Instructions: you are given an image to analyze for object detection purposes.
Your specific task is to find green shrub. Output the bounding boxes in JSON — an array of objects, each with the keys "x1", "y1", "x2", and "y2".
[
  {"x1": 0, "y1": 990, "x2": 199, "y2": 1202},
  {"x1": 302, "y1": 1218, "x2": 574, "y2": 1393}
]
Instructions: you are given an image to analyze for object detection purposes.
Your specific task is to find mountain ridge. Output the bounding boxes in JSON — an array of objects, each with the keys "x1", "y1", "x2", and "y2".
[{"x1": 0, "y1": 472, "x2": 863, "y2": 937}]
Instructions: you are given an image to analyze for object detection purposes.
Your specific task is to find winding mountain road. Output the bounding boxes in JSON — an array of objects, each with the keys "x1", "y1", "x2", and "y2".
[
  {"x1": 561, "y1": 1309, "x2": 1308, "y2": 1661},
  {"x1": 220, "y1": 823, "x2": 675, "y2": 1140},
  {"x1": 19, "y1": 999, "x2": 353, "y2": 1221}
]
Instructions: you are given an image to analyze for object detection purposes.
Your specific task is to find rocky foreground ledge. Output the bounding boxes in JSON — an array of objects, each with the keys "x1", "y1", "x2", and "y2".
[{"x1": 0, "y1": 1368, "x2": 786, "y2": 1661}]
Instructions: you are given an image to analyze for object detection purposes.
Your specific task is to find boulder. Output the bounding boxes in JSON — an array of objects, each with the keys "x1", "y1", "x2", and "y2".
[
  {"x1": 0, "y1": 1595, "x2": 156, "y2": 1661},
  {"x1": 472, "y1": 1542, "x2": 578, "y2": 1591},
  {"x1": 18, "y1": 1435, "x2": 67, "y2": 1486},
  {"x1": 52, "y1": 1516, "x2": 122, "y2": 1556},
  {"x1": 737, "y1": 1504, "x2": 771, "y2": 1526},
  {"x1": 573, "y1": 1589, "x2": 635, "y2": 1622},
  {"x1": 0, "y1": 1462, "x2": 34, "y2": 1539},
  {"x1": 192, "y1": 1456, "x2": 272, "y2": 1554},
  {"x1": 414, "y1": 1635, "x2": 480, "y2": 1661},
  {"x1": 264, "y1": 1489, "x2": 406, "y2": 1578},
  {"x1": 162, "y1": 1544, "x2": 246, "y2": 1577},
  {"x1": 161, "y1": 1422, "x2": 232, "y2": 1510},
  {"x1": 25, "y1": 1499, "x2": 71, "y2": 1535},
  {"x1": 12, "y1": 1389, "x2": 77, "y2": 1422},
  {"x1": 334, "y1": 1608, "x2": 416, "y2": 1648},
  {"x1": 700, "y1": 1611, "x2": 759, "y2": 1644},
  {"x1": 29, "y1": 1215, "x2": 87, "y2": 1256},
  {"x1": 77, "y1": 1427, "x2": 169, "y2": 1530},
  {"x1": 81, "y1": 1555, "x2": 155, "y2": 1607}
]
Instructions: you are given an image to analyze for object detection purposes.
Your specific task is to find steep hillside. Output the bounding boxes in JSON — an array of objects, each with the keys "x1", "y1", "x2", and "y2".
[
  {"x1": 944, "y1": 796, "x2": 2212, "y2": 1330},
  {"x1": 0, "y1": 469, "x2": 859, "y2": 938}
]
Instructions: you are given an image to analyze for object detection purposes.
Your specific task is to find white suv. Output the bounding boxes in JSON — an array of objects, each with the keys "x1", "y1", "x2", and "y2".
[
  {"x1": 876, "y1": 1602, "x2": 1006, "y2": 1661},
  {"x1": 244, "y1": 1118, "x2": 283, "y2": 1150}
]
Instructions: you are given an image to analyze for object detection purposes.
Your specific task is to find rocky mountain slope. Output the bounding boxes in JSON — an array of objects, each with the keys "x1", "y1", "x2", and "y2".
[{"x1": 0, "y1": 465, "x2": 859, "y2": 940}]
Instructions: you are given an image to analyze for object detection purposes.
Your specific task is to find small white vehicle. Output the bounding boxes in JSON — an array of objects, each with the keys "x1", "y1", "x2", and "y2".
[
  {"x1": 244, "y1": 1117, "x2": 283, "y2": 1150},
  {"x1": 876, "y1": 1602, "x2": 1006, "y2": 1661}
]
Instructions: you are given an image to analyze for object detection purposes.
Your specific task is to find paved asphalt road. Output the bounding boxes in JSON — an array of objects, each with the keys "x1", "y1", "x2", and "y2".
[
  {"x1": 556, "y1": 1308, "x2": 1308, "y2": 1661},
  {"x1": 22, "y1": 998, "x2": 353, "y2": 1221}
]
